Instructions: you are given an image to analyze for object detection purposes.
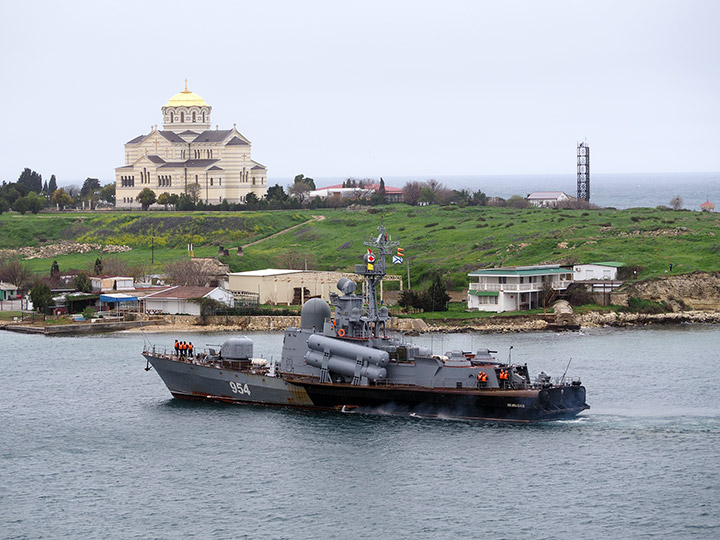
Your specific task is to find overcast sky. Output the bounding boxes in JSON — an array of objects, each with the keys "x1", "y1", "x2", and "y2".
[{"x1": 0, "y1": 0, "x2": 717, "y2": 188}]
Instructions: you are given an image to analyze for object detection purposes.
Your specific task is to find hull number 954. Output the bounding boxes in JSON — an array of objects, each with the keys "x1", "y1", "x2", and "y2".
[{"x1": 229, "y1": 381, "x2": 251, "y2": 395}]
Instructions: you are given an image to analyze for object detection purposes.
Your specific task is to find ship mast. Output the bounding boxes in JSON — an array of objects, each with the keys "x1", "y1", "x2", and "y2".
[{"x1": 358, "y1": 219, "x2": 398, "y2": 335}]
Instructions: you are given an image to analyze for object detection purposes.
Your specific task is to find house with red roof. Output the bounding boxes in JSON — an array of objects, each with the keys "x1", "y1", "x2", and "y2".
[{"x1": 701, "y1": 200, "x2": 715, "y2": 212}]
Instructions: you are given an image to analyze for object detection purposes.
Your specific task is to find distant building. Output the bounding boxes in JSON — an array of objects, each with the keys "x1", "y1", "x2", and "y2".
[
  {"x1": 573, "y1": 262, "x2": 624, "y2": 281},
  {"x1": 701, "y1": 200, "x2": 715, "y2": 212},
  {"x1": 309, "y1": 182, "x2": 404, "y2": 203},
  {"x1": 467, "y1": 265, "x2": 573, "y2": 313},
  {"x1": 527, "y1": 191, "x2": 574, "y2": 207},
  {"x1": 90, "y1": 276, "x2": 135, "y2": 292},
  {"x1": 228, "y1": 269, "x2": 349, "y2": 305},
  {"x1": 0, "y1": 282, "x2": 19, "y2": 301},
  {"x1": 115, "y1": 82, "x2": 267, "y2": 209},
  {"x1": 142, "y1": 286, "x2": 234, "y2": 315}
]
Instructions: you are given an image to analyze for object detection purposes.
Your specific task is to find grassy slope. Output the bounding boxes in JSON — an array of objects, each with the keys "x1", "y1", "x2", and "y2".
[{"x1": 1, "y1": 206, "x2": 719, "y2": 288}]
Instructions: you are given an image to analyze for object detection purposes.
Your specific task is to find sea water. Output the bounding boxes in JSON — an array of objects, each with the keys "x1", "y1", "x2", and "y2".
[{"x1": 2, "y1": 326, "x2": 719, "y2": 539}]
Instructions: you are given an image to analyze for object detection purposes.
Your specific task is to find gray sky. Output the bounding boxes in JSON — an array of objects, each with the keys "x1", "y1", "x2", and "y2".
[{"x1": 1, "y1": 0, "x2": 718, "y2": 188}]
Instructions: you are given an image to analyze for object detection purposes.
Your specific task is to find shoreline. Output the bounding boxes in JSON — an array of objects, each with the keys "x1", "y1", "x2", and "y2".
[{"x1": 116, "y1": 309, "x2": 720, "y2": 334}]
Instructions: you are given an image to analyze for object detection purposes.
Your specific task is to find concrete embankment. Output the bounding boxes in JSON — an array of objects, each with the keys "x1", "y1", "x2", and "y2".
[{"x1": 3, "y1": 320, "x2": 167, "y2": 335}]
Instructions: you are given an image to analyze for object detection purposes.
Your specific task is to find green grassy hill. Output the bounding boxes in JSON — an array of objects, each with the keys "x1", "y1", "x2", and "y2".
[{"x1": 2, "y1": 205, "x2": 719, "y2": 289}]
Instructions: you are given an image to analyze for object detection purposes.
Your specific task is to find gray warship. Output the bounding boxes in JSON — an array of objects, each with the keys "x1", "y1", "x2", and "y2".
[{"x1": 143, "y1": 222, "x2": 589, "y2": 422}]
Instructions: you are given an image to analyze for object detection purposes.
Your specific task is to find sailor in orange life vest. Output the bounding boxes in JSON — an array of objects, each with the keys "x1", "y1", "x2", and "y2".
[
  {"x1": 174, "y1": 340, "x2": 179, "y2": 356},
  {"x1": 188, "y1": 342, "x2": 194, "y2": 358}
]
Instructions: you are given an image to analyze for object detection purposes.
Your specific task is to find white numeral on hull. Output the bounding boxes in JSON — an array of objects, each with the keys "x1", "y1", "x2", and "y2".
[{"x1": 229, "y1": 381, "x2": 251, "y2": 395}]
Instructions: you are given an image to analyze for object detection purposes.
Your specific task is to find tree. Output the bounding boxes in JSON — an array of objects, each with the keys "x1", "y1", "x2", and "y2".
[
  {"x1": 288, "y1": 181, "x2": 312, "y2": 203},
  {"x1": 15, "y1": 191, "x2": 46, "y2": 214},
  {"x1": 51, "y1": 188, "x2": 73, "y2": 209},
  {"x1": 157, "y1": 192, "x2": 172, "y2": 210},
  {"x1": 378, "y1": 177, "x2": 387, "y2": 201},
  {"x1": 423, "y1": 273, "x2": 451, "y2": 312},
  {"x1": 74, "y1": 272, "x2": 92, "y2": 293},
  {"x1": 472, "y1": 190, "x2": 487, "y2": 206},
  {"x1": 245, "y1": 192, "x2": 259, "y2": 206},
  {"x1": 418, "y1": 186, "x2": 435, "y2": 205},
  {"x1": 81, "y1": 177, "x2": 101, "y2": 198},
  {"x1": 0, "y1": 198, "x2": 8, "y2": 214},
  {"x1": 507, "y1": 195, "x2": 530, "y2": 209},
  {"x1": 18, "y1": 168, "x2": 42, "y2": 193},
  {"x1": 30, "y1": 283, "x2": 53, "y2": 317},
  {"x1": 670, "y1": 195, "x2": 683, "y2": 210},
  {"x1": 12, "y1": 196, "x2": 30, "y2": 214},
  {"x1": 0, "y1": 259, "x2": 32, "y2": 288},
  {"x1": 99, "y1": 183, "x2": 115, "y2": 204},
  {"x1": 293, "y1": 174, "x2": 315, "y2": 190},
  {"x1": 187, "y1": 182, "x2": 201, "y2": 204},
  {"x1": 402, "y1": 181, "x2": 423, "y2": 205},
  {"x1": 266, "y1": 184, "x2": 288, "y2": 202},
  {"x1": 48, "y1": 175, "x2": 58, "y2": 197},
  {"x1": 164, "y1": 258, "x2": 214, "y2": 286},
  {"x1": 137, "y1": 188, "x2": 157, "y2": 210},
  {"x1": 94, "y1": 258, "x2": 103, "y2": 275}
]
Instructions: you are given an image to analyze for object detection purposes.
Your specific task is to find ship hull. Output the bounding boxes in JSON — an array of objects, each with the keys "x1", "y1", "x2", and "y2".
[
  {"x1": 145, "y1": 354, "x2": 588, "y2": 422},
  {"x1": 287, "y1": 378, "x2": 588, "y2": 422},
  {"x1": 144, "y1": 355, "x2": 314, "y2": 408}
]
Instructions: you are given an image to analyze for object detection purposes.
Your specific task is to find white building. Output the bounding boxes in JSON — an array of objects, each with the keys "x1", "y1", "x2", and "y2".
[
  {"x1": 115, "y1": 82, "x2": 267, "y2": 209},
  {"x1": 573, "y1": 262, "x2": 624, "y2": 281},
  {"x1": 90, "y1": 276, "x2": 134, "y2": 292},
  {"x1": 142, "y1": 286, "x2": 234, "y2": 315},
  {"x1": 467, "y1": 265, "x2": 573, "y2": 313},
  {"x1": 527, "y1": 191, "x2": 574, "y2": 207},
  {"x1": 228, "y1": 269, "x2": 349, "y2": 305}
]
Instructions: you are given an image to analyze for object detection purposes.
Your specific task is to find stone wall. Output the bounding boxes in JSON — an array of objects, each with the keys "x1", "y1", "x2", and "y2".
[{"x1": 611, "y1": 271, "x2": 720, "y2": 310}]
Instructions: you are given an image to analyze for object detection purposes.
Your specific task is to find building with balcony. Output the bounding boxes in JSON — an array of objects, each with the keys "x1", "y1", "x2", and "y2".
[{"x1": 467, "y1": 265, "x2": 573, "y2": 313}]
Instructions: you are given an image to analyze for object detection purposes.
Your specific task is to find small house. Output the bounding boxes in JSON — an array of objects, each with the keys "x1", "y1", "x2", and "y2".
[
  {"x1": 142, "y1": 286, "x2": 234, "y2": 315},
  {"x1": 527, "y1": 191, "x2": 573, "y2": 208},
  {"x1": 573, "y1": 262, "x2": 624, "y2": 281}
]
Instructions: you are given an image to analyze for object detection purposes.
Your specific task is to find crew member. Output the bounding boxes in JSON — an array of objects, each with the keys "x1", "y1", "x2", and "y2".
[
  {"x1": 188, "y1": 342, "x2": 194, "y2": 358},
  {"x1": 174, "y1": 340, "x2": 179, "y2": 356}
]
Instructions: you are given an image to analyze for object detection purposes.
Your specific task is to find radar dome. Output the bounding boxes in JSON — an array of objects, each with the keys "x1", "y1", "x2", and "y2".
[{"x1": 301, "y1": 298, "x2": 332, "y2": 330}]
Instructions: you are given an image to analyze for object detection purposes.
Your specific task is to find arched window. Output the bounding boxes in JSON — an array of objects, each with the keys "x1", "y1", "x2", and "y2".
[
  {"x1": 169, "y1": 112, "x2": 174, "y2": 123},
  {"x1": 202, "y1": 111, "x2": 205, "y2": 122},
  {"x1": 192, "y1": 112, "x2": 196, "y2": 122},
  {"x1": 180, "y1": 112, "x2": 185, "y2": 122}
]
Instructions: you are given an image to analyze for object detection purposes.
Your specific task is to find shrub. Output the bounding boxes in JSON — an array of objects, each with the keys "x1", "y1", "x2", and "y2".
[{"x1": 625, "y1": 297, "x2": 669, "y2": 314}]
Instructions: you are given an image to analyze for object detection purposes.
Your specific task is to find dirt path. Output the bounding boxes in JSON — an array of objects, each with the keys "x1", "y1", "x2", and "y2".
[{"x1": 241, "y1": 215, "x2": 326, "y2": 248}]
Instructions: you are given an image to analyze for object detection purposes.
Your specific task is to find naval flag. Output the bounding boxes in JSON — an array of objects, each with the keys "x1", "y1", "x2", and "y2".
[{"x1": 392, "y1": 255, "x2": 403, "y2": 264}]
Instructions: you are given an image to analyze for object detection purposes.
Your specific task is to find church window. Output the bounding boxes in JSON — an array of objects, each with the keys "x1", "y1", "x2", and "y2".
[
  {"x1": 219, "y1": 179, "x2": 221, "y2": 186},
  {"x1": 210, "y1": 178, "x2": 213, "y2": 186},
  {"x1": 170, "y1": 112, "x2": 174, "y2": 123},
  {"x1": 202, "y1": 111, "x2": 205, "y2": 122},
  {"x1": 180, "y1": 112, "x2": 185, "y2": 122},
  {"x1": 192, "y1": 111, "x2": 196, "y2": 122}
]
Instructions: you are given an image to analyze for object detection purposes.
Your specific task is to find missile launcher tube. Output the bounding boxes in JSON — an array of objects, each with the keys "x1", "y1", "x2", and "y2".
[
  {"x1": 306, "y1": 334, "x2": 390, "y2": 367},
  {"x1": 304, "y1": 351, "x2": 388, "y2": 382}
]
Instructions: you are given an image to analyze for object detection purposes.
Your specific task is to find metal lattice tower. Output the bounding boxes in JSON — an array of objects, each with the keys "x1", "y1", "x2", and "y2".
[{"x1": 577, "y1": 141, "x2": 590, "y2": 201}]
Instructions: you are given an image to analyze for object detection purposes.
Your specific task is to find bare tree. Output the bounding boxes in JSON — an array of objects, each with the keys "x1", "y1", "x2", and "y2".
[
  {"x1": 670, "y1": 195, "x2": 683, "y2": 210},
  {"x1": 164, "y1": 258, "x2": 214, "y2": 286},
  {"x1": 402, "y1": 181, "x2": 423, "y2": 205},
  {"x1": 0, "y1": 259, "x2": 33, "y2": 288}
]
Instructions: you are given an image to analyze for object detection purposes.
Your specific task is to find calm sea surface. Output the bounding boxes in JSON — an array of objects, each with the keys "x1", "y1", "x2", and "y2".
[{"x1": 2, "y1": 326, "x2": 720, "y2": 540}]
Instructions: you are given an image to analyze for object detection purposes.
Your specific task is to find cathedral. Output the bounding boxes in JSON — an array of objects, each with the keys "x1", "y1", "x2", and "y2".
[{"x1": 115, "y1": 82, "x2": 267, "y2": 208}]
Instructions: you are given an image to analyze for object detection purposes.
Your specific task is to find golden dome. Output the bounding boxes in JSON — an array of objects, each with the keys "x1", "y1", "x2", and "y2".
[{"x1": 164, "y1": 81, "x2": 209, "y2": 108}]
